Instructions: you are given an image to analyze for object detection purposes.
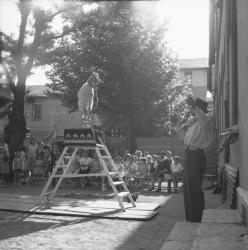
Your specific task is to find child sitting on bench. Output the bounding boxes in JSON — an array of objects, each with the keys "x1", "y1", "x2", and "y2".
[{"x1": 170, "y1": 156, "x2": 183, "y2": 188}]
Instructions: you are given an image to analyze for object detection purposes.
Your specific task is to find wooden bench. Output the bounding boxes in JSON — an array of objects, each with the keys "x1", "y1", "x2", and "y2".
[
  {"x1": 223, "y1": 163, "x2": 239, "y2": 209},
  {"x1": 126, "y1": 176, "x2": 181, "y2": 193}
]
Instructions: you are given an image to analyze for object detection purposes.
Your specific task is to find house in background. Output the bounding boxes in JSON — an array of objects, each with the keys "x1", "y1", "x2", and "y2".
[
  {"x1": 209, "y1": 0, "x2": 248, "y2": 224},
  {"x1": 178, "y1": 58, "x2": 209, "y2": 101},
  {"x1": 178, "y1": 58, "x2": 214, "y2": 112},
  {"x1": 24, "y1": 85, "x2": 82, "y2": 140},
  {"x1": 178, "y1": 58, "x2": 213, "y2": 108}
]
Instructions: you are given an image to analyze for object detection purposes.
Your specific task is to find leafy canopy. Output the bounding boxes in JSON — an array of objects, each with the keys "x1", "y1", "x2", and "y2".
[{"x1": 46, "y1": 2, "x2": 192, "y2": 137}]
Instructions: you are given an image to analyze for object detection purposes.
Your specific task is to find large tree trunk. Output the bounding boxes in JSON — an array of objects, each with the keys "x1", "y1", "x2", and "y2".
[{"x1": 4, "y1": 82, "x2": 27, "y2": 176}]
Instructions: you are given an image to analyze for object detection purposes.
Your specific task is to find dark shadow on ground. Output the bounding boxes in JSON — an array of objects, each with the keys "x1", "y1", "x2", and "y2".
[
  {"x1": 0, "y1": 213, "x2": 101, "y2": 241},
  {"x1": 115, "y1": 189, "x2": 222, "y2": 250},
  {"x1": 115, "y1": 192, "x2": 185, "y2": 250},
  {"x1": 0, "y1": 181, "x2": 221, "y2": 249}
]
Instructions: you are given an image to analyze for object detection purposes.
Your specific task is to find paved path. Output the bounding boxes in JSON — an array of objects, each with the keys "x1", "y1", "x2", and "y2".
[{"x1": 0, "y1": 184, "x2": 221, "y2": 250}]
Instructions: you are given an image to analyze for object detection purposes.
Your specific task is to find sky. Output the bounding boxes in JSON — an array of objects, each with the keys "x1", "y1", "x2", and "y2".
[{"x1": 0, "y1": 0, "x2": 209, "y2": 85}]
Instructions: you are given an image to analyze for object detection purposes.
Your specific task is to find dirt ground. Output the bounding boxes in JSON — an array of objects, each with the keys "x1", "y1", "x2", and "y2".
[{"x1": 0, "y1": 182, "x2": 221, "y2": 250}]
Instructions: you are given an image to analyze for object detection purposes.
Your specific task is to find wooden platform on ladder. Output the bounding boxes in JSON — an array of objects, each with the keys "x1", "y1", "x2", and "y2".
[{"x1": 39, "y1": 126, "x2": 136, "y2": 212}]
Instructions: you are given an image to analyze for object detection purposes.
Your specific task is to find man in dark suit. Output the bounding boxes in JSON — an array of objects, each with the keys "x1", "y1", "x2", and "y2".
[{"x1": 175, "y1": 97, "x2": 214, "y2": 222}]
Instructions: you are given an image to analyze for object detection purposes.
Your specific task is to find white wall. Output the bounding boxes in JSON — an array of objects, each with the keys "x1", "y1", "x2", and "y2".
[
  {"x1": 25, "y1": 97, "x2": 82, "y2": 137},
  {"x1": 178, "y1": 68, "x2": 207, "y2": 100},
  {"x1": 237, "y1": 0, "x2": 248, "y2": 190},
  {"x1": 191, "y1": 68, "x2": 207, "y2": 87}
]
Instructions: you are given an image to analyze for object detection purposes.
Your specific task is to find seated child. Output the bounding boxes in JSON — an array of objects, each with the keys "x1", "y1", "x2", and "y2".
[
  {"x1": 114, "y1": 156, "x2": 125, "y2": 178},
  {"x1": 113, "y1": 156, "x2": 125, "y2": 191},
  {"x1": 146, "y1": 155, "x2": 156, "y2": 191},
  {"x1": 170, "y1": 156, "x2": 183, "y2": 188},
  {"x1": 123, "y1": 153, "x2": 131, "y2": 181},
  {"x1": 154, "y1": 151, "x2": 171, "y2": 192},
  {"x1": 89, "y1": 152, "x2": 103, "y2": 189},
  {"x1": 78, "y1": 149, "x2": 93, "y2": 188},
  {"x1": 137, "y1": 157, "x2": 148, "y2": 189},
  {"x1": 127, "y1": 155, "x2": 138, "y2": 187},
  {"x1": 0, "y1": 143, "x2": 9, "y2": 187},
  {"x1": 32, "y1": 153, "x2": 45, "y2": 185}
]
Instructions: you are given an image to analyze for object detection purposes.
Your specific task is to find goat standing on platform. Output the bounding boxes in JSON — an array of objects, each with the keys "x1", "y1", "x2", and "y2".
[{"x1": 77, "y1": 72, "x2": 102, "y2": 122}]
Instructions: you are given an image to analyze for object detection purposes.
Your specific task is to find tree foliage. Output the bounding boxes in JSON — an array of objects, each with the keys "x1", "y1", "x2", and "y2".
[
  {"x1": 46, "y1": 2, "x2": 188, "y2": 150},
  {"x1": 1, "y1": 0, "x2": 94, "y2": 167}
]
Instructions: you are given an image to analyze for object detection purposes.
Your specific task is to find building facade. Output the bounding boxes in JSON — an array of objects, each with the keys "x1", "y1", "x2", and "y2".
[
  {"x1": 24, "y1": 85, "x2": 82, "y2": 139},
  {"x1": 178, "y1": 58, "x2": 209, "y2": 101},
  {"x1": 209, "y1": 0, "x2": 248, "y2": 223}
]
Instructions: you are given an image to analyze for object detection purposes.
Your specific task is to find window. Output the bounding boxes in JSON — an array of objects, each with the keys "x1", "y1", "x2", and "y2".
[
  {"x1": 184, "y1": 71, "x2": 192, "y2": 83},
  {"x1": 32, "y1": 103, "x2": 42, "y2": 121}
]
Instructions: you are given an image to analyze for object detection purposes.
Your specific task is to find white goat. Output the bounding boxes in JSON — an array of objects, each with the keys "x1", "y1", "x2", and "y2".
[{"x1": 77, "y1": 73, "x2": 101, "y2": 121}]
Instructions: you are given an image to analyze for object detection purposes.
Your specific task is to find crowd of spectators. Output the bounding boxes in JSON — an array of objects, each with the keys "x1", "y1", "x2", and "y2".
[
  {"x1": 0, "y1": 138, "x2": 184, "y2": 192},
  {"x1": 69, "y1": 148, "x2": 184, "y2": 192},
  {"x1": 0, "y1": 137, "x2": 51, "y2": 187}
]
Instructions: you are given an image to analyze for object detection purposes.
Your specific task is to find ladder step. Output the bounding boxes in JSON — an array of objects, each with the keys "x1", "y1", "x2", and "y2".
[
  {"x1": 43, "y1": 191, "x2": 53, "y2": 196},
  {"x1": 43, "y1": 190, "x2": 53, "y2": 197},
  {"x1": 113, "y1": 181, "x2": 124, "y2": 185},
  {"x1": 101, "y1": 156, "x2": 111, "y2": 159},
  {"x1": 118, "y1": 192, "x2": 130, "y2": 197},
  {"x1": 108, "y1": 172, "x2": 119, "y2": 176}
]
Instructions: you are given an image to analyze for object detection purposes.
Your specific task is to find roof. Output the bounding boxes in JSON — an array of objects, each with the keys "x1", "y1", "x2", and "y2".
[
  {"x1": 178, "y1": 58, "x2": 208, "y2": 69},
  {"x1": 26, "y1": 85, "x2": 49, "y2": 97}
]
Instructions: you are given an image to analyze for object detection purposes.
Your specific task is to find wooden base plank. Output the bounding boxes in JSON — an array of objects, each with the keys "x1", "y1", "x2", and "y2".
[
  {"x1": 0, "y1": 193, "x2": 160, "y2": 211},
  {"x1": 0, "y1": 193, "x2": 159, "y2": 221}
]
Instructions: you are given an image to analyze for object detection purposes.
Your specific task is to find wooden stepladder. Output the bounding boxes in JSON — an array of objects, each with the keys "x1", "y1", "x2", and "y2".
[{"x1": 39, "y1": 128, "x2": 136, "y2": 212}]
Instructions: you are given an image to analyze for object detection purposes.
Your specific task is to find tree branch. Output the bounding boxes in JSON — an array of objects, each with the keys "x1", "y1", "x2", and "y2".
[
  {"x1": 23, "y1": 14, "x2": 46, "y2": 81},
  {"x1": 47, "y1": 5, "x2": 77, "y2": 22},
  {"x1": 1, "y1": 63, "x2": 16, "y2": 94},
  {"x1": 15, "y1": 1, "x2": 32, "y2": 76},
  {"x1": 41, "y1": 26, "x2": 78, "y2": 44},
  {"x1": 49, "y1": 28, "x2": 76, "y2": 40},
  {"x1": 48, "y1": 10, "x2": 66, "y2": 21}
]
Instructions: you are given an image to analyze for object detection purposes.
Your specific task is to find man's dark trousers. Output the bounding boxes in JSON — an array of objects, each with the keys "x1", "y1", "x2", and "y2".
[{"x1": 183, "y1": 148, "x2": 206, "y2": 222}]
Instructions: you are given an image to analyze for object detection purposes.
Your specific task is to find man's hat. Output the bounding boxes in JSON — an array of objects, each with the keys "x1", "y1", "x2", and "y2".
[
  {"x1": 88, "y1": 72, "x2": 103, "y2": 85},
  {"x1": 194, "y1": 98, "x2": 208, "y2": 113}
]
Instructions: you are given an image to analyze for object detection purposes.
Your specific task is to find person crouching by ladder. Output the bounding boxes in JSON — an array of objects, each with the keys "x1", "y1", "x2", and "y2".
[{"x1": 74, "y1": 149, "x2": 93, "y2": 188}]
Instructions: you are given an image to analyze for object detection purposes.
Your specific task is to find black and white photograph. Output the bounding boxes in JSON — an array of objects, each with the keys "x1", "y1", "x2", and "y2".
[{"x1": 0, "y1": 0, "x2": 247, "y2": 249}]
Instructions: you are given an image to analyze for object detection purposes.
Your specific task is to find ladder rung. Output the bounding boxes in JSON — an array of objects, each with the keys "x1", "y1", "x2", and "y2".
[
  {"x1": 101, "y1": 156, "x2": 111, "y2": 159},
  {"x1": 53, "y1": 173, "x2": 107, "y2": 178},
  {"x1": 43, "y1": 191, "x2": 53, "y2": 196},
  {"x1": 118, "y1": 192, "x2": 130, "y2": 197},
  {"x1": 108, "y1": 172, "x2": 118, "y2": 175},
  {"x1": 113, "y1": 181, "x2": 124, "y2": 185}
]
